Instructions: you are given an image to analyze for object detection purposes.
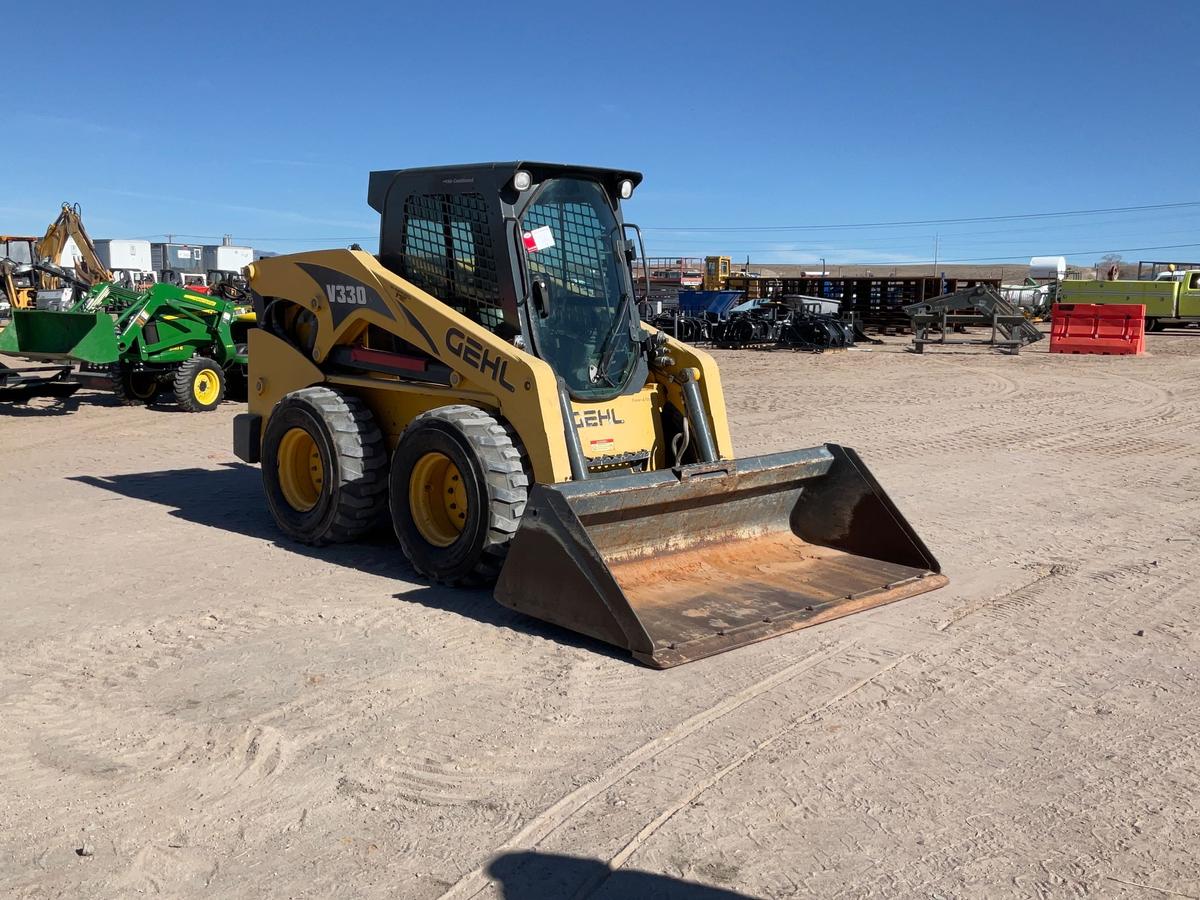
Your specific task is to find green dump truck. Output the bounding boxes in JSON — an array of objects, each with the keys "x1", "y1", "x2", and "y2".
[
  {"x1": 1059, "y1": 270, "x2": 1200, "y2": 331},
  {"x1": 0, "y1": 280, "x2": 253, "y2": 409}
]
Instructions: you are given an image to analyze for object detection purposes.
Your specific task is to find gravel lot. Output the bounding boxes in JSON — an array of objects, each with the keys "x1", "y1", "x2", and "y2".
[{"x1": 2, "y1": 331, "x2": 1198, "y2": 899}]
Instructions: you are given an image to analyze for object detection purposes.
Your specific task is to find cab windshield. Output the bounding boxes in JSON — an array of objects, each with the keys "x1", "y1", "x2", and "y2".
[{"x1": 520, "y1": 178, "x2": 636, "y2": 398}]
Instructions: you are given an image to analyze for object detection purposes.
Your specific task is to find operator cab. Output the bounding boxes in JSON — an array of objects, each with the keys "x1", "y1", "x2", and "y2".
[{"x1": 369, "y1": 162, "x2": 649, "y2": 401}]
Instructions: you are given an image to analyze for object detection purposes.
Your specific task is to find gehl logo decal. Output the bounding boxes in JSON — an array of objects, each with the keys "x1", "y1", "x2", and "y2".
[
  {"x1": 325, "y1": 283, "x2": 369, "y2": 306},
  {"x1": 445, "y1": 327, "x2": 515, "y2": 393},
  {"x1": 573, "y1": 409, "x2": 626, "y2": 428}
]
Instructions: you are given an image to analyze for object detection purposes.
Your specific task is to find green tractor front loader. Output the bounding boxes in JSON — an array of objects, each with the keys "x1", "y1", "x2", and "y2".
[{"x1": 0, "y1": 280, "x2": 253, "y2": 410}]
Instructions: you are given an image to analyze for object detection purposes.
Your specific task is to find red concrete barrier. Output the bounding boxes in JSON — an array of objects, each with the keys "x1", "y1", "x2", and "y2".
[{"x1": 1050, "y1": 303, "x2": 1145, "y2": 356}]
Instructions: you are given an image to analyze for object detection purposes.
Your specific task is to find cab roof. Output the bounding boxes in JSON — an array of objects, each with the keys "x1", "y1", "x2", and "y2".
[{"x1": 367, "y1": 162, "x2": 643, "y2": 213}]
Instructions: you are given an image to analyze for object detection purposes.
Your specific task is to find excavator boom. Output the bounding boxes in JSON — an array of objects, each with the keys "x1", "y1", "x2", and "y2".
[{"x1": 35, "y1": 203, "x2": 111, "y2": 290}]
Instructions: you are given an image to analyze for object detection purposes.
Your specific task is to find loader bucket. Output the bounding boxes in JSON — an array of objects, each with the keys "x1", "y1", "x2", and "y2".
[
  {"x1": 494, "y1": 445, "x2": 946, "y2": 668},
  {"x1": 0, "y1": 309, "x2": 119, "y2": 364}
]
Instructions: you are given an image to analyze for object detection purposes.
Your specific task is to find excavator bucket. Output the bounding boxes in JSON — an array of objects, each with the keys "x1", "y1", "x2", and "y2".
[
  {"x1": 494, "y1": 445, "x2": 946, "y2": 668},
  {"x1": 0, "y1": 309, "x2": 119, "y2": 364}
]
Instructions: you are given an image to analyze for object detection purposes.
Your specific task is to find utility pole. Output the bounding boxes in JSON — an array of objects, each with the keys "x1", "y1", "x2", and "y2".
[{"x1": 820, "y1": 257, "x2": 826, "y2": 277}]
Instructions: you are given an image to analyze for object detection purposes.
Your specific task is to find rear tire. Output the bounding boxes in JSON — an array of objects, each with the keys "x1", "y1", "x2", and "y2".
[
  {"x1": 389, "y1": 405, "x2": 528, "y2": 585},
  {"x1": 1145, "y1": 318, "x2": 1163, "y2": 333},
  {"x1": 174, "y1": 357, "x2": 225, "y2": 411},
  {"x1": 262, "y1": 386, "x2": 388, "y2": 545}
]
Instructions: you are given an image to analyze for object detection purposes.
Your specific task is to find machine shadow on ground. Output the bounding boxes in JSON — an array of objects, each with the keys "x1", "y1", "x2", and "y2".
[
  {"x1": 0, "y1": 389, "x2": 119, "y2": 418},
  {"x1": 69, "y1": 463, "x2": 622, "y2": 658},
  {"x1": 485, "y1": 851, "x2": 759, "y2": 899}
]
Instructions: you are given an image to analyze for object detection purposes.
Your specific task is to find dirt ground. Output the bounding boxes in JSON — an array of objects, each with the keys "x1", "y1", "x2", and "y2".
[{"x1": 2, "y1": 331, "x2": 1199, "y2": 900}]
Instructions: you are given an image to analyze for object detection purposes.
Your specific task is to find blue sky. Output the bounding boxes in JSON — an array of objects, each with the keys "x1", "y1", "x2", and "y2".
[{"x1": 4, "y1": 0, "x2": 1198, "y2": 267}]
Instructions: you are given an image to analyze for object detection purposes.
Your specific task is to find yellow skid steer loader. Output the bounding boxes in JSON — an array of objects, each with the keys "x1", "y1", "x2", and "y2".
[{"x1": 234, "y1": 163, "x2": 946, "y2": 667}]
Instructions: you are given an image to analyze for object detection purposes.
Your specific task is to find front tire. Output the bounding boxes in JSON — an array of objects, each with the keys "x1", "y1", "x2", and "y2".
[
  {"x1": 389, "y1": 405, "x2": 528, "y2": 585},
  {"x1": 174, "y1": 357, "x2": 225, "y2": 411},
  {"x1": 112, "y1": 365, "x2": 161, "y2": 405},
  {"x1": 261, "y1": 386, "x2": 388, "y2": 545}
]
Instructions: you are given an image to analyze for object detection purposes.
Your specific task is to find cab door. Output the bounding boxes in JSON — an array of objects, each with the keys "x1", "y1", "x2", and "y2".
[{"x1": 1179, "y1": 271, "x2": 1200, "y2": 318}]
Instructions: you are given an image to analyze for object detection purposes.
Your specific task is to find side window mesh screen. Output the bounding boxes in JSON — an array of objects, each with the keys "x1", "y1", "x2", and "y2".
[{"x1": 400, "y1": 193, "x2": 503, "y2": 330}]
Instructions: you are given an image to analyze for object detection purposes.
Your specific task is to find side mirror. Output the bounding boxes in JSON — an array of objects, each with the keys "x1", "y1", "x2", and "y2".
[{"x1": 532, "y1": 275, "x2": 552, "y2": 318}]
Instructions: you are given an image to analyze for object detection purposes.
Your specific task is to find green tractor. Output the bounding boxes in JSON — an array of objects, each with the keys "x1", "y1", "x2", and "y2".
[{"x1": 0, "y1": 280, "x2": 252, "y2": 410}]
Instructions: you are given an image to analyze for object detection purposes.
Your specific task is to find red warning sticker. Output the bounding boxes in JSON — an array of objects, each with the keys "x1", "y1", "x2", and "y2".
[{"x1": 522, "y1": 226, "x2": 556, "y2": 253}]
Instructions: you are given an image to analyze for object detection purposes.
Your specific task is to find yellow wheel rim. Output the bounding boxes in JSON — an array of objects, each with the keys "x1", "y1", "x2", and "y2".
[
  {"x1": 277, "y1": 427, "x2": 324, "y2": 512},
  {"x1": 193, "y1": 368, "x2": 221, "y2": 405},
  {"x1": 129, "y1": 374, "x2": 157, "y2": 399},
  {"x1": 408, "y1": 451, "x2": 467, "y2": 548}
]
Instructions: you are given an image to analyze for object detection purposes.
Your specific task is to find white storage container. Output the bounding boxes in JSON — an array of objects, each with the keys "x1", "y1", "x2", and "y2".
[
  {"x1": 95, "y1": 239, "x2": 153, "y2": 273},
  {"x1": 202, "y1": 245, "x2": 253, "y2": 273}
]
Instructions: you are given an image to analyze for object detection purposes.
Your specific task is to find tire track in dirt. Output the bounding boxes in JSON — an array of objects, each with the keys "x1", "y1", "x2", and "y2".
[
  {"x1": 579, "y1": 653, "x2": 916, "y2": 899},
  {"x1": 437, "y1": 641, "x2": 851, "y2": 900},
  {"x1": 462, "y1": 551, "x2": 1199, "y2": 899},
  {"x1": 0, "y1": 603, "x2": 432, "y2": 873},
  {"x1": 612, "y1": 555, "x2": 1200, "y2": 899},
  {"x1": 824, "y1": 354, "x2": 1195, "y2": 469}
]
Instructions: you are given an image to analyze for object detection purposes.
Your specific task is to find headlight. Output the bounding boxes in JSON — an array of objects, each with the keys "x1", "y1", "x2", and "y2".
[
  {"x1": 618, "y1": 179, "x2": 634, "y2": 200},
  {"x1": 513, "y1": 170, "x2": 532, "y2": 191}
]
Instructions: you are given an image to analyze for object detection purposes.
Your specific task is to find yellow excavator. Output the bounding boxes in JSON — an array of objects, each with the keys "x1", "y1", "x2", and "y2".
[
  {"x1": 1, "y1": 235, "x2": 38, "y2": 312},
  {"x1": 235, "y1": 162, "x2": 946, "y2": 667},
  {"x1": 1, "y1": 204, "x2": 111, "y2": 311}
]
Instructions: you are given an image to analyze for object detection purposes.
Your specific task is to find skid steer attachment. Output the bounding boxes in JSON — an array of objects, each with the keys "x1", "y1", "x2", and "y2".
[{"x1": 496, "y1": 445, "x2": 945, "y2": 667}]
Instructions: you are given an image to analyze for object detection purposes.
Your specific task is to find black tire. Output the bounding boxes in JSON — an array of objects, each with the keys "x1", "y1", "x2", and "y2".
[
  {"x1": 173, "y1": 356, "x2": 225, "y2": 412},
  {"x1": 262, "y1": 386, "x2": 388, "y2": 545},
  {"x1": 1145, "y1": 318, "x2": 1162, "y2": 333},
  {"x1": 389, "y1": 405, "x2": 528, "y2": 585},
  {"x1": 225, "y1": 364, "x2": 249, "y2": 402},
  {"x1": 111, "y1": 365, "x2": 161, "y2": 405}
]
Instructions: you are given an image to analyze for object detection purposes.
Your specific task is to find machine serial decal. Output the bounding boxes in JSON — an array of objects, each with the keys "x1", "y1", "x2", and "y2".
[
  {"x1": 325, "y1": 284, "x2": 369, "y2": 306},
  {"x1": 444, "y1": 327, "x2": 516, "y2": 392},
  {"x1": 296, "y1": 262, "x2": 398, "y2": 332}
]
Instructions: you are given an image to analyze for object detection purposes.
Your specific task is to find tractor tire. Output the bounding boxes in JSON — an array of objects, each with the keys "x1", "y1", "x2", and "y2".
[
  {"x1": 389, "y1": 405, "x2": 528, "y2": 586},
  {"x1": 174, "y1": 357, "x2": 225, "y2": 412},
  {"x1": 112, "y1": 365, "x2": 161, "y2": 405},
  {"x1": 262, "y1": 386, "x2": 389, "y2": 546},
  {"x1": 225, "y1": 366, "x2": 249, "y2": 402}
]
